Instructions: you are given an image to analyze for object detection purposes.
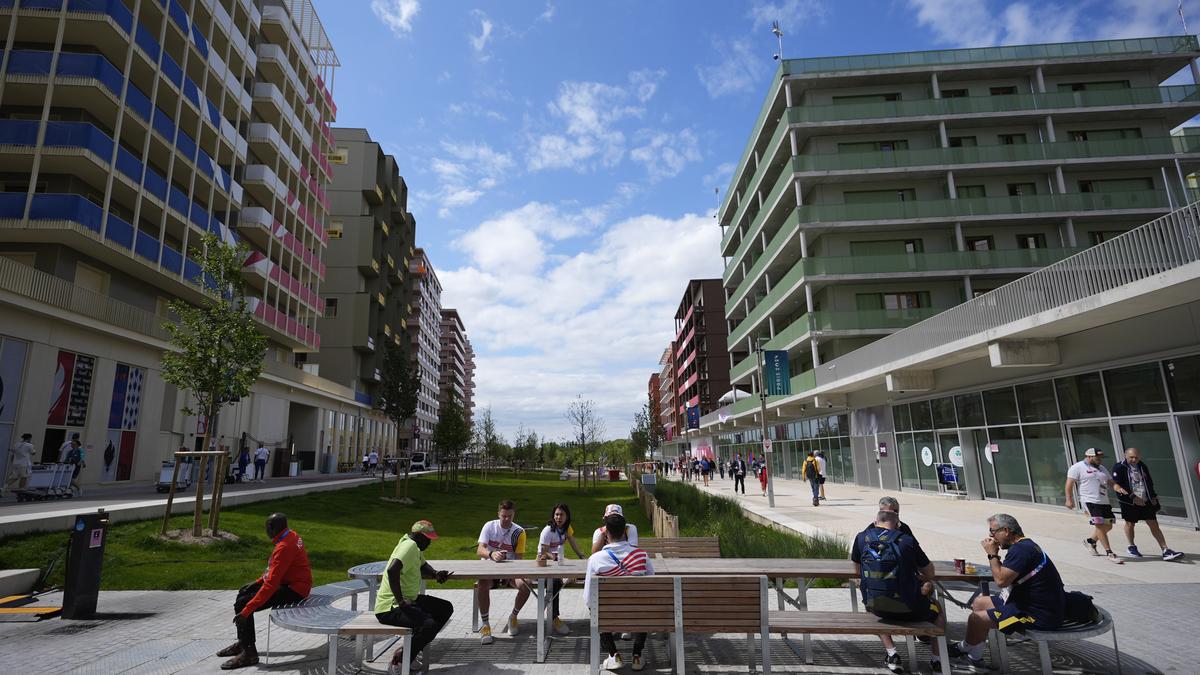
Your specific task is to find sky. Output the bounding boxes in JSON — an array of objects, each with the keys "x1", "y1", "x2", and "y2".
[{"x1": 314, "y1": 0, "x2": 1193, "y2": 441}]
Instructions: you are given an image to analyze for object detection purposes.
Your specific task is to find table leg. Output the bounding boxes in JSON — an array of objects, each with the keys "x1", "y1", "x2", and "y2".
[
  {"x1": 327, "y1": 634, "x2": 337, "y2": 675},
  {"x1": 798, "y1": 578, "x2": 811, "y2": 658},
  {"x1": 472, "y1": 584, "x2": 480, "y2": 632},
  {"x1": 536, "y1": 577, "x2": 547, "y2": 663}
]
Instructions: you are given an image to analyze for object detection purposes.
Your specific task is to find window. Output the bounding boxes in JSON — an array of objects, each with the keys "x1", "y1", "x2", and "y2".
[
  {"x1": 1079, "y1": 177, "x2": 1154, "y2": 193},
  {"x1": 74, "y1": 262, "x2": 109, "y2": 296},
  {"x1": 1067, "y1": 128, "x2": 1142, "y2": 142},
  {"x1": 324, "y1": 298, "x2": 338, "y2": 318},
  {"x1": 849, "y1": 239, "x2": 923, "y2": 255},
  {"x1": 989, "y1": 86, "x2": 1017, "y2": 95},
  {"x1": 837, "y1": 139, "x2": 910, "y2": 153},
  {"x1": 1057, "y1": 80, "x2": 1131, "y2": 92},
  {"x1": 1016, "y1": 380, "x2": 1058, "y2": 422},
  {"x1": 843, "y1": 188, "x2": 916, "y2": 204},
  {"x1": 855, "y1": 291, "x2": 930, "y2": 310},
  {"x1": 948, "y1": 136, "x2": 977, "y2": 148},
  {"x1": 931, "y1": 396, "x2": 957, "y2": 428},
  {"x1": 941, "y1": 88, "x2": 968, "y2": 98},
  {"x1": 328, "y1": 222, "x2": 343, "y2": 239},
  {"x1": 1054, "y1": 372, "x2": 1107, "y2": 419},
  {"x1": 998, "y1": 133, "x2": 1028, "y2": 145},
  {"x1": 954, "y1": 392, "x2": 986, "y2": 427},
  {"x1": 1007, "y1": 183, "x2": 1037, "y2": 197},
  {"x1": 956, "y1": 184, "x2": 986, "y2": 199},
  {"x1": 987, "y1": 425, "x2": 1031, "y2": 502},
  {"x1": 1088, "y1": 230, "x2": 1127, "y2": 245},
  {"x1": 982, "y1": 387, "x2": 1019, "y2": 424},
  {"x1": 1017, "y1": 233, "x2": 1047, "y2": 249},
  {"x1": 832, "y1": 92, "x2": 901, "y2": 103},
  {"x1": 1024, "y1": 424, "x2": 1069, "y2": 505},
  {"x1": 1103, "y1": 363, "x2": 1169, "y2": 416},
  {"x1": 330, "y1": 147, "x2": 349, "y2": 164},
  {"x1": 965, "y1": 236, "x2": 994, "y2": 251},
  {"x1": 1164, "y1": 354, "x2": 1200, "y2": 411}
]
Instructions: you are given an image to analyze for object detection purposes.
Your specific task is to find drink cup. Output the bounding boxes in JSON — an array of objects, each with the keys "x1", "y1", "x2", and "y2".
[{"x1": 954, "y1": 558, "x2": 966, "y2": 573}]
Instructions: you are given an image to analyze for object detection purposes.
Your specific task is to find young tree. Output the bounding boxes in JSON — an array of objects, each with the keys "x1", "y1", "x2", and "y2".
[
  {"x1": 376, "y1": 340, "x2": 420, "y2": 501},
  {"x1": 160, "y1": 233, "x2": 267, "y2": 536},
  {"x1": 476, "y1": 406, "x2": 501, "y2": 478},
  {"x1": 565, "y1": 396, "x2": 605, "y2": 490},
  {"x1": 431, "y1": 392, "x2": 471, "y2": 492}
]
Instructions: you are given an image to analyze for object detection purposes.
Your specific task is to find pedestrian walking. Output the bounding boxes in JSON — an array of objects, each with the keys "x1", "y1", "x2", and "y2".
[
  {"x1": 237, "y1": 447, "x2": 250, "y2": 483},
  {"x1": 1112, "y1": 447, "x2": 1183, "y2": 560},
  {"x1": 375, "y1": 520, "x2": 455, "y2": 675},
  {"x1": 3, "y1": 433, "x2": 35, "y2": 496},
  {"x1": 252, "y1": 445, "x2": 269, "y2": 482},
  {"x1": 1065, "y1": 448, "x2": 1123, "y2": 564},
  {"x1": 802, "y1": 450, "x2": 821, "y2": 506},
  {"x1": 368, "y1": 449, "x2": 380, "y2": 476},
  {"x1": 815, "y1": 450, "x2": 828, "y2": 500},
  {"x1": 758, "y1": 461, "x2": 768, "y2": 497},
  {"x1": 58, "y1": 432, "x2": 81, "y2": 463},
  {"x1": 731, "y1": 454, "x2": 747, "y2": 494},
  {"x1": 66, "y1": 442, "x2": 87, "y2": 496},
  {"x1": 718, "y1": 459, "x2": 725, "y2": 480}
]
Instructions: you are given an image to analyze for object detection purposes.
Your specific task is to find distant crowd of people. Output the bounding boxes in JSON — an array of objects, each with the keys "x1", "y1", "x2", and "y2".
[{"x1": 649, "y1": 449, "x2": 829, "y2": 505}]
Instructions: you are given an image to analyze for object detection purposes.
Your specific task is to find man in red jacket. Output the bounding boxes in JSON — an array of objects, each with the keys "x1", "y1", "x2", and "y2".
[{"x1": 218, "y1": 512, "x2": 312, "y2": 669}]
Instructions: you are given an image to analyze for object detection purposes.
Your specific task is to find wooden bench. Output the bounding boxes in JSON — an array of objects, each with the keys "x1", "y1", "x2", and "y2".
[
  {"x1": 338, "y1": 613, "x2": 413, "y2": 675},
  {"x1": 639, "y1": 536, "x2": 721, "y2": 558},
  {"x1": 767, "y1": 610, "x2": 949, "y2": 675},
  {"x1": 588, "y1": 575, "x2": 770, "y2": 674}
]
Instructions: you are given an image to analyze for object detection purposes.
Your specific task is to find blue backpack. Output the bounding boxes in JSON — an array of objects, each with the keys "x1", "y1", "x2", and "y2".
[{"x1": 859, "y1": 529, "x2": 911, "y2": 615}]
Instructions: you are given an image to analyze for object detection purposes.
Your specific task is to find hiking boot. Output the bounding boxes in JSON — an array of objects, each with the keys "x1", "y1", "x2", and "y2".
[
  {"x1": 1127, "y1": 545, "x2": 1143, "y2": 557},
  {"x1": 220, "y1": 645, "x2": 259, "y2": 670},
  {"x1": 480, "y1": 624, "x2": 494, "y2": 645},
  {"x1": 553, "y1": 617, "x2": 570, "y2": 635},
  {"x1": 1084, "y1": 538, "x2": 1099, "y2": 556},
  {"x1": 1163, "y1": 548, "x2": 1184, "y2": 561},
  {"x1": 884, "y1": 652, "x2": 904, "y2": 672},
  {"x1": 215, "y1": 642, "x2": 242, "y2": 658}
]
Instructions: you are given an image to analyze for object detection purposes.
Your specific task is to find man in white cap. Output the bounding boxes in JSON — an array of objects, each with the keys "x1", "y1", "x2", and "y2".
[
  {"x1": 590, "y1": 504, "x2": 639, "y2": 554},
  {"x1": 1065, "y1": 448, "x2": 1123, "y2": 564}
]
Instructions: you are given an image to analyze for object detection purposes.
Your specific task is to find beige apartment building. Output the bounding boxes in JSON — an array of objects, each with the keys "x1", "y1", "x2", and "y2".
[
  {"x1": 438, "y1": 309, "x2": 473, "y2": 422},
  {"x1": 398, "y1": 248, "x2": 441, "y2": 456}
]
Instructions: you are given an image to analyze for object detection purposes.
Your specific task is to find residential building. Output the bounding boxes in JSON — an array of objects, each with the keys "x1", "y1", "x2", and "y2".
[
  {"x1": 311, "y1": 128, "x2": 415, "y2": 420},
  {"x1": 399, "y1": 248, "x2": 440, "y2": 456},
  {"x1": 702, "y1": 36, "x2": 1200, "y2": 528},
  {"x1": 464, "y1": 338, "x2": 477, "y2": 427},
  {"x1": 647, "y1": 372, "x2": 661, "y2": 459},
  {"x1": 672, "y1": 279, "x2": 731, "y2": 456},
  {"x1": 657, "y1": 344, "x2": 679, "y2": 456},
  {"x1": 0, "y1": 0, "x2": 396, "y2": 483},
  {"x1": 438, "y1": 309, "x2": 468, "y2": 419}
]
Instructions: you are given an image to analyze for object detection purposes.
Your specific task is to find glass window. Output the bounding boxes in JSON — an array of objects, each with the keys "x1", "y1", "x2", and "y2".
[
  {"x1": 1164, "y1": 354, "x2": 1200, "y2": 411},
  {"x1": 1016, "y1": 380, "x2": 1058, "y2": 422},
  {"x1": 982, "y1": 387, "x2": 1019, "y2": 425},
  {"x1": 1055, "y1": 372, "x2": 1107, "y2": 419},
  {"x1": 898, "y1": 433, "x2": 920, "y2": 489},
  {"x1": 914, "y1": 431, "x2": 939, "y2": 491},
  {"x1": 931, "y1": 397, "x2": 957, "y2": 429},
  {"x1": 893, "y1": 403, "x2": 912, "y2": 432},
  {"x1": 840, "y1": 437, "x2": 855, "y2": 483},
  {"x1": 988, "y1": 426, "x2": 1031, "y2": 502},
  {"x1": 955, "y1": 393, "x2": 986, "y2": 427},
  {"x1": 909, "y1": 400, "x2": 933, "y2": 430},
  {"x1": 1104, "y1": 363, "x2": 1169, "y2": 416},
  {"x1": 1023, "y1": 424, "x2": 1069, "y2": 505},
  {"x1": 973, "y1": 429, "x2": 998, "y2": 499}
]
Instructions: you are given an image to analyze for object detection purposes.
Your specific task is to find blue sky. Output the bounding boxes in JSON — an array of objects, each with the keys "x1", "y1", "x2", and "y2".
[{"x1": 314, "y1": 0, "x2": 1191, "y2": 441}]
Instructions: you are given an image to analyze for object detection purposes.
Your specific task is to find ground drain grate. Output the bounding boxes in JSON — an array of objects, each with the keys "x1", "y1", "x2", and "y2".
[{"x1": 47, "y1": 622, "x2": 101, "y2": 634}]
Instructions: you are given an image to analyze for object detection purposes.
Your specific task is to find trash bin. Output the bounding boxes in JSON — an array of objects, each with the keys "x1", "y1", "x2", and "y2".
[
  {"x1": 641, "y1": 471, "x2": 657, "y2": 495},
  {"x1": 608, "y1": 469, "x2": 621, "y2": 482},
  {"x1": 62, "y1": 509, "x2": 110, "y2": 619}
]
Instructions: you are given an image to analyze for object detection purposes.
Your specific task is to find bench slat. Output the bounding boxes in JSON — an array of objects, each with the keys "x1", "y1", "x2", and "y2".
[
  {"x1": 768, "y1": 611, "x2": 943, "y2": 637},
  {"x1": 337, "y1": 613, "x2": 412, "y2": 636}
]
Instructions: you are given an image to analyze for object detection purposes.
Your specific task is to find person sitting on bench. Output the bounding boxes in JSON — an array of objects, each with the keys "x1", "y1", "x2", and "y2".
[
  {"x1": 948, "y1": 513, "x2": 1066, "y2": 673},
  {"x1": 589, "y1": 503, "x2": 638, "y2": 554},
  {"x1": 218, "y1": 513, "x2": 312, "y2": 669},
  {"x1": 585, "y1": 512, "x2": 653, "y2": 671},
  {"x1": 853, "y1": 508, "x2": 946, "y2": 673},
  {"x1": 476, "y1": 499, "x2": 532, "y2": 644},
  {"x1": 376, "y1": 519, "x2": 454, "y2": 675}
]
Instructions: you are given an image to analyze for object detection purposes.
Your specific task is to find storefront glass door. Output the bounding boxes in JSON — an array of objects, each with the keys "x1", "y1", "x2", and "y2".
[{"x1": 1116, "y1": 421, "x2": 1189, "y2": 519}]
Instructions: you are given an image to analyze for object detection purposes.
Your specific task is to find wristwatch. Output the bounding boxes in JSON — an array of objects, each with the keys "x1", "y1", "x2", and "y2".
[{"x1": 987, "y1": 554, "x2": 1000, "y2": 561}]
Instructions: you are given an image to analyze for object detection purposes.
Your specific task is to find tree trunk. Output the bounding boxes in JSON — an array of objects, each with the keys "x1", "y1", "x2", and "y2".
[{"x1": 194, "y1": 402, "x2": 217, "y2": 536}]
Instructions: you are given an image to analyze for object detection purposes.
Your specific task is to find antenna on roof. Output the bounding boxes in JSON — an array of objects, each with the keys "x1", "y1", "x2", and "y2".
[
  {"x1": 771, "y1": 20, "x2": 784, "y2": 62},
  {"x1": 713, "y1": 187, "x2": 720, "y2": 220},
  {"x1": 1180, "y1": 0, "x2": 1190, "y2": 34}
]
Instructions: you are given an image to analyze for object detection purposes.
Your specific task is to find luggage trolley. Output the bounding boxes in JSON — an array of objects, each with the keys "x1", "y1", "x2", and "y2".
[
  {"x1": 14, "y1": 464, "x2": 71, "y2": 502},
  {"x1": 155, "y1": 460, "x2": 193, "y2": 493}
]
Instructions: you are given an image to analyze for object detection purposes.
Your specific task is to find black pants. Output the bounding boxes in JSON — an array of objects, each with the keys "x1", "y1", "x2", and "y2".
[
  {"x1": 551, "y1": 578, "x2": 563, "y2": 617},
  {"x1": 601, "y1": 631, "x2": 647, "y2": 656},
  {"x1": 233, "y1": 581, "x2": 305, "y2": 646},
  {"x1": 376, "y1": 595, "x2": 455, "y2": 662},
  {"x1": 253, "y1": 460, "x2": 266, "y2": 480},
  {"x1": 734, "y1": 474, "x2": 746, "y2": 493}
]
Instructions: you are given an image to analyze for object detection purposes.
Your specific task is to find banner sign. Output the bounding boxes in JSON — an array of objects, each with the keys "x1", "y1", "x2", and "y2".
[
  {"x1": 763, "y1": 351, "x2": 791, "y2": 396},
  {"x1": 686, "y1": 405, "x2": 700, "y2": 429},
  {"x1": 937, "y1": 463, "x2": 963, "y2": 486}
]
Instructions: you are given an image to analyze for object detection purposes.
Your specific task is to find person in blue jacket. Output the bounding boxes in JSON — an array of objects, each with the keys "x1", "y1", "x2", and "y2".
[{"x1": 1112, "y1": 447, "x2": 1183, "y2": 560}]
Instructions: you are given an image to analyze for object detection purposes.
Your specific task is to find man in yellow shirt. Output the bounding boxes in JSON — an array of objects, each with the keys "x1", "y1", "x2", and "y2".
[{"x1": 375, "y1": 520, "x2": 454, "y2": 675}]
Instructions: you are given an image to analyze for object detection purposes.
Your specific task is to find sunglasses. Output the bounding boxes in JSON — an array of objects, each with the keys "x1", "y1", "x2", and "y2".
[{"x1": 988, "y1": 527, "x2": 1009, "y2": 535}]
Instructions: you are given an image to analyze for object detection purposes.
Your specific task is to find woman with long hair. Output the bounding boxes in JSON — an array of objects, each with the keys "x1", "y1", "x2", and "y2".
[{"x1": 538, "y1": 502, "x2": 585, "y2": 635}]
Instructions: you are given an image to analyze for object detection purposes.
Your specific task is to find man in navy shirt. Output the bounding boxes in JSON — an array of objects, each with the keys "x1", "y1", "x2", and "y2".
[
  {"x1": 949, "y1": 513, "x2": 1065, "y2": 673},
  {"x1": 852, "y1": 509, "x2": 945, "y2": 673}
]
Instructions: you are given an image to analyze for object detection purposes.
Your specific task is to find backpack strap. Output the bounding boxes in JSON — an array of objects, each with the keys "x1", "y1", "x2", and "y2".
[
  {"x1": 606, "y1": 549, "x2": 630, "y2": 575},
  {"x1": 1014, "y1": 544, "x2": 1049, "y2": 586}
]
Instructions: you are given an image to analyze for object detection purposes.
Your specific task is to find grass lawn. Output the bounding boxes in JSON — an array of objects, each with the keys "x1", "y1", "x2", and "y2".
[{"x1": 0, "y1": 471, "x2": 649, "y2": 591}]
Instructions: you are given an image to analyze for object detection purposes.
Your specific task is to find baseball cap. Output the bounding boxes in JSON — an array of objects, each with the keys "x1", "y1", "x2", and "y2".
[
  {"x1": 411, "y1": 520, "x2": 439, "y2": 539},
  {"x1": 603, "y1": 504, "x2": 623, "y2": 517},
  {"x1": 1084, "y1": 448, "x2": 1103, "y2": 457}
]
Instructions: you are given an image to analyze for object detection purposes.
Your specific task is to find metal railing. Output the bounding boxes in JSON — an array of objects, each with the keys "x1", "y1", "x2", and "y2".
[{"x1": 814, "y1": 201, "x2": 1200, "y2": 389}]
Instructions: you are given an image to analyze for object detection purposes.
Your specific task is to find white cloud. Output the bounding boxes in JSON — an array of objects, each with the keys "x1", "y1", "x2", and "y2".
[
  {"x1": 746, "y1": 0, "x2": 828, "y2": 31},
  {"x1": 371, "y1": 0, "x2": 420, "y2": 36},
  {"x1": 629, "y1": 68, "x2": 667, "y2": 103},
  {"x1": 1094, "y1": 0, "x2": 1184, "y2": 40},
  {"x1": 440, "y1": 200, "x2": 724, "y2": 439},
  {"x1": 704, "y1": 162, "x2": 737, "y2": 191},
  {"x1": 631, "y1": 129, "x2": 702, "y2": 181},
  {"x1": 905, "y1": 0, "x2": 1084, "y2": 47},
  {"x1": 428, "y1": 140, "x2": 514, "y2": 217},
  {"x1": 538, "y1": 2, "x2": 556, "y2": 22},
  {"x1": 470, "y1": 10, "x2": 494, "y2": 58},
  {"x1": 696, "y1": 39, "x2": 762, "y2": 98}
]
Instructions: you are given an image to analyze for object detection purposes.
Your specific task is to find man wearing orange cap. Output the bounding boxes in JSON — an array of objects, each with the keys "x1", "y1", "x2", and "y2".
[{"x1": 376, "y1": 520, "x2": 454, "y2": 675}]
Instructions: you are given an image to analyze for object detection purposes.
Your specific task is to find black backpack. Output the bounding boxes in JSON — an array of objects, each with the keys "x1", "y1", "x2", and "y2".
[
  {"x1": 1064, "y1": 590, "x2": 1099, "y2": 624},
  {"x1": 859, "y1": 529, "x2": 910, "y2": 615}
]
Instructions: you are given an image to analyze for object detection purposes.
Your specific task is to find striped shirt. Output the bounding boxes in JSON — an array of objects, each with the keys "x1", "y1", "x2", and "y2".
[{"x1": 583, "y1": 540, "x2": 653, "y2": 602}]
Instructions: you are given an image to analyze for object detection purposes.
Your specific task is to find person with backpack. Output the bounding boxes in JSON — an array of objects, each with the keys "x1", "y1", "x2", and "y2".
[
  {"x1": 801, "y1": 451, "x2": 821, "y2": 506},
  {"x1": 851, "y1": 509, "x2": 945, "y2": 673},
  {"x1": 947, "y1": 513, "x2": 1066, "y2": 673}
]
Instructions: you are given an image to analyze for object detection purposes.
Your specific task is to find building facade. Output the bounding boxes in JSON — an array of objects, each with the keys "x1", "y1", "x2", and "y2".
[
  {"x1": 657, "y1": 344, "x2": 679, "y2": 454},
  {"x1": 398, "y1": 248, "x2": 440, "y2": 456},
  {"x1": 671, "y1": 279, "x2": 731, "y2": 460},
  {"x1": 438, "y1": 308, "x2": 467, "y2": 417},
  {"x1": 464, "y1": 337, "x2": 476, "y2": 427},
  {"x1": 312, "y1": 127, "x2": 414, "y2": 420},
  {"x1": 703, "y1": 36, "x2": 1200, "y2": 528},
  {"x1": 0, "y1": 0, "x2": 394, "y2": 483}
]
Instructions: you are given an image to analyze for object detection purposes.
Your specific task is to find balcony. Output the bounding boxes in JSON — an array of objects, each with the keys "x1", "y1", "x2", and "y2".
[
  {"x1": 365, "y1": 184, "x2": 384, "y2": 205},
  {"x1": 360, "y1": 258, "x2": 380, "y2": 278}
]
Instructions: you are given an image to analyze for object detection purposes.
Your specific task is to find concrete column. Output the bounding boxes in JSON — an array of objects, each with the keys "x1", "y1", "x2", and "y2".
[
  {"x1": 758, "y1": 190, "x2": 764, "y2": 208},
  {"x1": 931, "y1": 72, "x2": 941, "y2": 98},
  {"x1": 794, "y1": 180, "x2": 804, "y2": 206},
  {"x1": 810, "y1": 340, "x2": 821, "y2": 368},
  {"x1": 736, "y1": 190, "x2": 742, "y2": 205},
  {"x1": 1045, "y1": 115, "x2": 1057, "y2": 143},
  {"x1": 1063, "y1": 217, "x2": 1077, "y2": 247},
  {"x1": 804, "y1": 284, "x2": 815, "y2": 313},
  {"x1": 764, "y1": 273, "x2": 772, "y2": 293},
  {"x1": 755, "y1": 150, "x2": 760, "y2": 169},
  {"x1": 954, "y1": 222, "x2": 965, "y2": 251},
  {"x1": 947, "y1": 171, "x2": 957, "y2": 198},
  {"x1": 744, "y1": 298, "x2": 751, "y2": 314},
  {"x1": 1191, "y1": 58, "x2": 1200, "y2": 85},
  {"x1": 1162, "y1": 166, "x2": 1177, "y2": 210},
  {"x1": 1034, "y1": 66, "x2": 1046, "y2": 93},
  {"x1": 785, "y1": 81, "x2": 794, "y2": 106},
  {"x1": 963, "y1": 277, "x2": 974, "y2": 299},
  {"x1": 1055, "y1": 166, "x2": 1067, "y2": 194},
  {"x1": 789, "y1": 129, "x2": 798, "y2": 155},
  {"x1": 938, "y1": 121, "x2": 949, "y2": 148},
  {"x1": 768, "y1": 316, "x2": 775, "y2": 338},
  {"x1": 761, "y1": 230, "x2": 768, "y2": 249},
  {"x1": 798, "y1": 229, "x2": 808, "y2": 258},
  {"x1": 1175, "y1": 158, "x2": 1191, "y2": 200}
]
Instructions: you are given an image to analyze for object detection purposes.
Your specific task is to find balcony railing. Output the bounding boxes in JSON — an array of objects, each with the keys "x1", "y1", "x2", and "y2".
[{"x1": 724, "y1": 158, "x2": 798, "y2": 262}]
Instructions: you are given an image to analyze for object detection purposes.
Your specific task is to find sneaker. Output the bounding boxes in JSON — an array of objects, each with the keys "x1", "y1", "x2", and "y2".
[
  {"x1": 553, "y1": 617, "x2": 569, "y2": 635},
  {"x1": 884, "y1": 652, "x2": 904, "y2": 672},
  {"x1": 504, "y1": 616, "x2": 519, "y2": 636},
  {"x1": 1084, "y1": 538, "x2": 1099, "y2": 556},
  {"x1": 480, "y1": 624, "x2": 493, "y2": 645},
  {"x1": 632, "y1": 654, "x2": 645, "y2": 671},
  {"x1": 1106, "y1": 552, "x2": 1124, "y2": 565},
  {"x1": 602, "y1": 653, "x2": 624, "y2": 670},
  {"x1": 1163, "y1": 548, "x2": 1184, "y2": 561},
  {"x1": 819, "y1": 496, "x2": 827, "y2": 500},
  {"x1": 929, "y1": 659, "x2": 942, "y2": 673},
  {"x1": 620, "y1": 632, "x2": 633, "y2": 640},
  {"x1": 949, "y1": 654, "x2": 986, "y2": 673},
  {"x1": 1127, "y1": 545, "x2": 1143, "y2": 558}
]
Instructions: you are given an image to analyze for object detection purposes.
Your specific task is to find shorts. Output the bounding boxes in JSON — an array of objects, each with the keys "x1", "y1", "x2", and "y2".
[
  {"x1": 1121, "y1": 501, "x2": 1160, "y2": 523},
  {"x1": 1084, "y1": 502, "x2": 1115, "y2": 525},
  {"x1": 988, "y1": 595, "x2": 1056, "y2": 634},
  {"x1": 875, "y1": 599, "x2": 940, "y2": 624},
  {"x1": 481, "y1": 578, "x2": 521, "y2": 589}
]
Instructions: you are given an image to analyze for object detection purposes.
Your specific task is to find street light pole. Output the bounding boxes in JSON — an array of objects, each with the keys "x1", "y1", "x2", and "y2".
[{"x1": 755, "y1": 337, "x2": 776, "y2": 507}]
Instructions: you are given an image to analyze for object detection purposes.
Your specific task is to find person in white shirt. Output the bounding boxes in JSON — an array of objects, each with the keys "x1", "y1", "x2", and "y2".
[
  {"x1": 590, "y1": 504, "x2": 639, "y2": 554},
  {"x1": 585, "y1": 513, "x2": 653, "y2": 672},
  {"x1": 368, "y1": 449, "x2": 379, "y2": 476},
  {"x1": 3, "y1": 432, "x2": 35, "y2": 494},
  {"x1": 475, "y1": 499, "x2": 533, "y2": 644},
  {"x1": 1065, "y1": 448, "x2": 1122, "y2": 564},
  {"x1": 538, "y1": 502, "x2": 586, "y2": 636},
  {"x1": 252, "y1": 445, "x2": 270, "y2": 482},
  {"x1": 815, "y1": 450, "x2": 828, "y2": 501},
  {"x1": 58, "y1": 433, "x2": 81, "y2": 463}
]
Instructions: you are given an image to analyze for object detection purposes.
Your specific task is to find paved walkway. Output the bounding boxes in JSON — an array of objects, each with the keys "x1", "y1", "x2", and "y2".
[{"x1": 669, "y1": 473, "x2": 1200, "y2": 586}]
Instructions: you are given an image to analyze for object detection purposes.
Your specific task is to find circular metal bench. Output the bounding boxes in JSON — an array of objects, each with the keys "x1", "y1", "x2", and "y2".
[
  {"x1": 1021, "y1": 607, "x2": 1120, "y2": 675},
  {"x1": 266, "y1": 579, "x2": 370, "y2": 673}
]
